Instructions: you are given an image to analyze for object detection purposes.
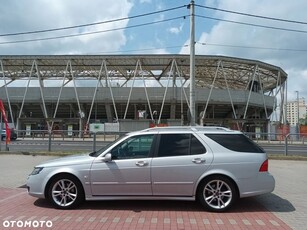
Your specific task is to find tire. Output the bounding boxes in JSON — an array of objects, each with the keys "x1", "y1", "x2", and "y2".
[
  {"x1": 48, "y1": 174, "x2": 84, "y2": 209},
  {"x1": 197, "y1": 176, "x2": 237, "y2": 212}
]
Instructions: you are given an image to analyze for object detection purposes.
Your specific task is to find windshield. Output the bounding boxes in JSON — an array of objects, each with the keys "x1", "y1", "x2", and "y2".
[{"x1": 89, "y1": 134, "x2": 127, "y2": 157}]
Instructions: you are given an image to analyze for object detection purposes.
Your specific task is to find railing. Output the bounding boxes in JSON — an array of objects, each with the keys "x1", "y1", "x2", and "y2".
[
  {"x1": 244, "y1": 132, "x2": 306, "y2": 156},
  {"x1": 244, "y1": 132, "x2": 306, "y2": 144},
  {"x1": 0, "y1": 130, "x2": 127, "y2": 152},
  {"x1": 0, "y1": 129, "x2": 306, "y2": 155},
  {"x1": 15, "y1": 129, "x2": 126, "y2": 142}
]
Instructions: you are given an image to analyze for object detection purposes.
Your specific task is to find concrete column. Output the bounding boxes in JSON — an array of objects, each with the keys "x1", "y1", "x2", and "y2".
[
  {"x1": 105, "y1": 104, "x2": 113, "y2": 122},
  {"x1": 170, "y1": 101, "x2": 176, "y2": 119}
]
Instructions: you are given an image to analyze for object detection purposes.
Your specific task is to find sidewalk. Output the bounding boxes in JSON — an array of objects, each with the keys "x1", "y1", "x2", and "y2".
[
  {"x1": 0, "y1": 155, "x2": 306, "y2": 229},
  {"x1": 257, "y1": 160, "x2": 307, "y2": 230}
]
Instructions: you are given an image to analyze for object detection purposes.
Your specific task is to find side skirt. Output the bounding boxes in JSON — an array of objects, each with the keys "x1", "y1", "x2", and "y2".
[{"x1": 85, "y1": 196, "x2": 195, "y2": 201}]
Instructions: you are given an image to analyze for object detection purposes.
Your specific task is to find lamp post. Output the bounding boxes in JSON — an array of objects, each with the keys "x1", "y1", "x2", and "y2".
[{"x1": 295, "y1": 91, "x2": 299, "y2": 133}]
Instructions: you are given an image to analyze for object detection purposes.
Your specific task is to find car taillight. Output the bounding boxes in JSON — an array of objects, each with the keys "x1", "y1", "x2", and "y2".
[{"x1": 259, "y1": 159, "x2": 268, "y2": 172}]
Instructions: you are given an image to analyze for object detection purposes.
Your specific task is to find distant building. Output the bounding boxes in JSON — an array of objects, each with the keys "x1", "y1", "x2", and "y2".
[{"x1": 286, "y1": 97, "x2": 307, "y2": 126}]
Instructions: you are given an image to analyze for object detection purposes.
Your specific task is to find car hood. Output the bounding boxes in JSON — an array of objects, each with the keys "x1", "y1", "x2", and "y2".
[{"x1": 37, "y1": 154, "x2": 94, "y2": 168}]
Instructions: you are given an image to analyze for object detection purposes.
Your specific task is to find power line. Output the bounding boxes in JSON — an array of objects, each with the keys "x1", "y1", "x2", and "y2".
[
  {"x1": 196, "y1": 42, "x2": 307, "y2": 52},
  {"x1": 1, "y1": 2, "x2": 305, "y2": 51},
  {"x1": 0, "y1": 5, "x2": 187, "y2": 37},
  {"x1": 196, "y1": 15, "x2": 307, "y2": 34},
  {"x1": 0, "y1": 15, "x2": 188, "y2": 45},
  {"x1": 90, "y1": 44, "x2": 189, "y2": 55},
  {"x1": 195, "y1": 4, "x2": 307, "y2": 25},
  {"x1": 97, "y1": 42, "x2": 307, "y2": 54}
]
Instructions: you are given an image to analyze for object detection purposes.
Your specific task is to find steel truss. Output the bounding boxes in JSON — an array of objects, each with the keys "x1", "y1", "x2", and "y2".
[{"x1": 0, "y1": 55, "x2": 287, "y2": 131}]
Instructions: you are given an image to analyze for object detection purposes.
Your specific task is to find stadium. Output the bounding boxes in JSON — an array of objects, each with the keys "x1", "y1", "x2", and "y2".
[{"x1": 0, "y1": 54, "x2": 287, "y2": 133}]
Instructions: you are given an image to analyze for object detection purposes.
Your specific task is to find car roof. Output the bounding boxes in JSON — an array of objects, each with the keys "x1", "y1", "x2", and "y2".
[{"x1": 132, "y1": 126, "x2": 242, "y2": 135}]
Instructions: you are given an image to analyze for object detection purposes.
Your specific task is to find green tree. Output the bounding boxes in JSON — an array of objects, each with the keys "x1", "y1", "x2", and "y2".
[{"x1": 299, "y1": 114, "x2": 307, "y2": 125}]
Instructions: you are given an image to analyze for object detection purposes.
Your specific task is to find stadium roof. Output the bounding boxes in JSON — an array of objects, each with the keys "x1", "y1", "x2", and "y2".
[{"x1": 0, "y1": 54, "x2": 287, "y2": 93}]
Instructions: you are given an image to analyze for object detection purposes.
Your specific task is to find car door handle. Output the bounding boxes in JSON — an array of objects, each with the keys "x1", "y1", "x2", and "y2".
[
  {"x1": 135, "y1": 161, "x2": 149, "y2": 167},
  {"x1": 192, "y1": 158, "x2": 206, "y2": 164}
]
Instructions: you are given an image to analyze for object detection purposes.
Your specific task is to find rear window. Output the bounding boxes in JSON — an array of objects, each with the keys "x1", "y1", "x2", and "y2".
[
  {"x1": 157, "y1": 134, "x2": 207, "y2": 157},
  {"x1": 205, "y1": 134, "x2": 264, "y2": 153}
]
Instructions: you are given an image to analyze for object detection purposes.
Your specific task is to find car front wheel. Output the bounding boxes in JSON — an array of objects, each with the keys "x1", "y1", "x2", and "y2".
[
  {"x1": 48, "y1": 175, "x2": 84, "y2": 209},
  {"x1": 197, "y1": 176, "x2": 237, "y2": 212}
]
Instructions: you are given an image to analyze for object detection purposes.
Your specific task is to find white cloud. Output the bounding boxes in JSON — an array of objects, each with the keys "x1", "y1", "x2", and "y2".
[
  {"x1": 1, "y1": 0, "x2": 306, "y2": 100},
  {"x1": 180, "y1": 0, "x2": 307, "y2": 99},
  {"x1": 285, "y1": 69, "x2": 307, "y2": 101},
  {"x1": 0, "y1": 0, "x2": 133, "y2": 55},
  {"x1": 154, "y1": 13, "x2": 165, "y2": 22},
  {"x1": 134, "y1": 43, "x2": 169, "y2": 55},
  {"x1": 168, "y1": 23, "x2": 184, "y2": 35}
]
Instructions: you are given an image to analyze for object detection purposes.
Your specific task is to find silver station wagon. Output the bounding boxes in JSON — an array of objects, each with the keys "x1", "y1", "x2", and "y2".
[{"x1": 27, "y1": 126, "x2": 275, "y2": 212}]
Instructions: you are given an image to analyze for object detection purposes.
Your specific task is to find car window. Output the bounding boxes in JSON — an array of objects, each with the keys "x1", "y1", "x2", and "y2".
[
  {"x1": 205, "y1": 134, "x2": 264, "y2": 153},
  {"x1": 191, "y1": 134, "x2": 207, "y2": 155},
  {"x1": 110, "y1": 134, "x2": 154, "y2": 160},
  {"x1": 157, "y1": 134, "x2": 206, "y2": 157},
  {"x1": 90, "y1": 135, "x2": 127, "y2": 157}
]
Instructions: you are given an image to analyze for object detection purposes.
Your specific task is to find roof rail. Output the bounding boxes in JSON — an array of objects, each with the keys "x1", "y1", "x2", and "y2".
[
  {"x1": 141, "y1": 126, "x2": 234, "y2": 132},
  {"x1": 191, "y1": 126, "x2": 232, "y2": 132}
]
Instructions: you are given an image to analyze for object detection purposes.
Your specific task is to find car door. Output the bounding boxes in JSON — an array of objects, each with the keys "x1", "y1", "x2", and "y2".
[
  {"x1": 151, "y1": 133, "x2": 213, "y2": 196},
  {"x1": 90, "y1": 134, "x2": 155, "y2": 196}
]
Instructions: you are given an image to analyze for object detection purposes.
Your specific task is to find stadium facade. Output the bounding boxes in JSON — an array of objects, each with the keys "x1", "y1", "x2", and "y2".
[{"x1": 0, "y1": 55, "x2": 287, "y2": 133}]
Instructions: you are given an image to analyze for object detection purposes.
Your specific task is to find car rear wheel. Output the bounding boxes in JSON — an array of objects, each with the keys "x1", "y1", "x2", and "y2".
[
  {"x1": 197, "y1": 176, "x2": 237, "y2": 212},
  {"x1": 48, "y1": 175, "x2": 84, "y2": 209}
]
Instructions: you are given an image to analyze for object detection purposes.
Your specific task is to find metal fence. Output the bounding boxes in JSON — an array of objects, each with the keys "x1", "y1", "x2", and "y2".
[
  {"x1": 15, "y1": 130, "x2": 126, "y2": 142},
  {"x1": 244, "y1": 132, "x2": 306, "y2": 156},
  {"x1": 245, "y1": 132, "x2": 306, "y2": 144},
  {"x1": 1, "y1": 129, "x2": 306, "y2": 155}
]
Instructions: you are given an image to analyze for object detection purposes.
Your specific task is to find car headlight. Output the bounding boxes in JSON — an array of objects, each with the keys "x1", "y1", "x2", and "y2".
[{"x1": 30, "y1": 167, "x2": 44, "y2": 175}]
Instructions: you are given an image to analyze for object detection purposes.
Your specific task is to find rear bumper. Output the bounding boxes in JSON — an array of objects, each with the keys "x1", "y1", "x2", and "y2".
[{"x1": 239, "y1": 172, "x2": 275, "y2": 198}]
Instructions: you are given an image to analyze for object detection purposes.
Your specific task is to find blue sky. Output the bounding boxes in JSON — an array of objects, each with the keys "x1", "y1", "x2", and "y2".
[
  {"x1": 121, "y1": 1, "x2": 189, "y2": 54},
  {"x1": 123, "y1": 0, "x2": 217, "y2": 54},
  {"x1": 0, "y1": 0, "x2": 306, "y2": 101}
]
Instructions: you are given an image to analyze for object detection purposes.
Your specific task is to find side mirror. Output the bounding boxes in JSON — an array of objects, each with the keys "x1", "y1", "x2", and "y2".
[{"x1": 103, "y1": 153, "x2": 112, "y2": 162}]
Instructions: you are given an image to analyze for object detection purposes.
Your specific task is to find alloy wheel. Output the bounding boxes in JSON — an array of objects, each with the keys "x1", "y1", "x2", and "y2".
[
  {"x1": 203, "y1": 179, "x2": 233, "y2": 210},
  {"x1": 51, "y1": 179, "x2": 78, "y2": 207}
]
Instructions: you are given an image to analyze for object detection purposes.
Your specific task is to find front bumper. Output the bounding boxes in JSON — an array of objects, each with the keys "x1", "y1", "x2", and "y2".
[{"x1": 26, "y1": 174, "x2": 47, "y2": 199}]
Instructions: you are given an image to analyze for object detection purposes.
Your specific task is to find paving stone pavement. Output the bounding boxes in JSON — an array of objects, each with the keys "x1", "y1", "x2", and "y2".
[
  {"x1": 257, "y1": 160, "x2": 307, "y2": 230},
  {"x1": 0, "y1": 154, "x2": 305, "y2": 229},
  {"x1": 0, "y1": 187, "x2": 290, "y2": 230}
]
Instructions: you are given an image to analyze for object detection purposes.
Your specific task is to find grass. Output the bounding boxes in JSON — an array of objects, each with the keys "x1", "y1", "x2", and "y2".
[{"x1": 268, "y1": 154, "x2": 307, "y2": 161}]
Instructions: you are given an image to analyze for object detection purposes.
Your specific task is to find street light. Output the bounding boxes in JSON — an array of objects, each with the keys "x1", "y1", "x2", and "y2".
[
  {"x1": 295, "y1": 91, "x2": 299, "y2": 132},
  {"x1": 295, "y1": 91, "x2": 300, "y2": 138}
]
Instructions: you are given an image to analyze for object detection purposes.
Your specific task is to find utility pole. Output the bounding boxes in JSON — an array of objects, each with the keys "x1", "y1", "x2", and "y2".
[{"x1": 189, "y1": 0, "x2": 196, "y2": 126}]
